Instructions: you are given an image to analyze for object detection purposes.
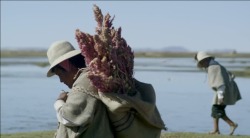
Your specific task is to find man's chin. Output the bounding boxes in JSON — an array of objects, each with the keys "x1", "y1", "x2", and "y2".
[{"x1": 67, "y1": 85, "x2": 72, "y2": 89}]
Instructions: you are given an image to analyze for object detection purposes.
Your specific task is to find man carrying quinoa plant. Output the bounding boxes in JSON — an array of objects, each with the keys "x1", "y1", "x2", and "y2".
[
  {"x1": 46, "y1": 40, "x2": 114, "y2": 138},
  {"x1": 75, "y1": 5, "x2": 166, "y2": 138},
  {"x1": 194, "y1": 51, "x2": 241, "y2": 135}
]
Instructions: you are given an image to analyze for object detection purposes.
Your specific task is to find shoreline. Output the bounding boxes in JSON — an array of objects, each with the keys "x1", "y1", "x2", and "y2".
[
  {"x1": 1, "y1": 50, "x2": 250, "y2": 78},
  {"x1": 1, "y1": 49, "x2": 250, "y2": 58}
]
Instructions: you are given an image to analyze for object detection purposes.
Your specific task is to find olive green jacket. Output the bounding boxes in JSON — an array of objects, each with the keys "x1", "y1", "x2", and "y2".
[
  {"x1": 207, "y1": 61, "x2": 242, "y2": 105},
  {"x1": 97, "y1": 79, "x2": 166, "y2": 138}
]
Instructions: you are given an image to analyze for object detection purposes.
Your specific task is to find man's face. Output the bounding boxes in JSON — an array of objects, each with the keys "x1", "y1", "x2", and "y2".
[{"x1": 53, "y1": 67, "x2": 74, "y2": 88}]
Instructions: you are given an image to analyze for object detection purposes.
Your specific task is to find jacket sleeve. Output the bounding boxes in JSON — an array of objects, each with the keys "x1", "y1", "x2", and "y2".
[
  {"x1": 217, "y1": 85, "x2": 225, "y2": 99},
  {"x1": 59, "y1": 89, "x2": 98, "y2": 128}
]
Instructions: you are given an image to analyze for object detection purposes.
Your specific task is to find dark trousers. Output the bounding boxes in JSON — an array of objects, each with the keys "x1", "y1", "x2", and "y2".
[{"x1": 211, "y1": 105, "x2": 226, "y2": 118}]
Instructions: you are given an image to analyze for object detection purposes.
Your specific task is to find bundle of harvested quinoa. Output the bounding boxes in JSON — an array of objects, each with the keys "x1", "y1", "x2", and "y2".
[{"x1": 75, "y1": 5, "x2": 134, "y2": 94}]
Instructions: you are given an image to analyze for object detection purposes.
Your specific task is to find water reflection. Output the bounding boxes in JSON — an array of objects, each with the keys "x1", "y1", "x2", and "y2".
[{"x1": 1, "y1": 57, "x2": 250, "y2": 135}]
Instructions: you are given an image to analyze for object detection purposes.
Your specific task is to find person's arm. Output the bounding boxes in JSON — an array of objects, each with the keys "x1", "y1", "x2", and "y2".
[
  {"x1": 54, "y1": 89, "x2": 98, "y2": 130},
  {"x1": 217, "y1": 85, "x2": 225, "y2": 104},
  {"x1": 54, "y1": 100, "x2": 77, "y2": 126}
]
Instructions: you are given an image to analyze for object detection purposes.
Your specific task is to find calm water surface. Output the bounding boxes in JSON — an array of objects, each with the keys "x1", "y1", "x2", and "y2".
[{"x1": 1, "y1": 57, "x2": 250, "y2": 135}]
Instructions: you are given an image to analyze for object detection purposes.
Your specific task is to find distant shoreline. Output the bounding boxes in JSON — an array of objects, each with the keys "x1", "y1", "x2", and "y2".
[
  {"x1": 1, "y1": 50, "x2": 250, "y2": 78},
  {"x1": 1, "y1": 50, "x2": 47, "y2": 58},
  {"x1": 1, "y1": 49, "x2": 250, "y2": 58}
]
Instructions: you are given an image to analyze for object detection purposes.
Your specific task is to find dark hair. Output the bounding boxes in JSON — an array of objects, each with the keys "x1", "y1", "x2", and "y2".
[
  {"x1": 197, "y1": 57, "x2": 214, "y2": 68},
  {"x1": 51, "y1": 64, "x2": 65, "y2": 72},
  {"x1": 204, "y1": 57, "x2": 214, "y2": 62},
  {"x1": 51, "y1": 54, "x2": 86, "y2": 73},
  {"x1": 194, "y1": 53, "x2": 198, "y2": 61},
  {"x1": 68, "y1": 54, "x2": 86, "y2": 68}
]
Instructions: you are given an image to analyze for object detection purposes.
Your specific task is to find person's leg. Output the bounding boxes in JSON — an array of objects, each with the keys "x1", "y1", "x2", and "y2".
[
  {"x1": 222, "y1": 115, "x2": 238, "y2": 135},
  {"x1": 209, "y1": 117, "x2": 220, "y2": 134},
  {"x1": 210, "y1": 105, "x2": 221, "y2": 134}
]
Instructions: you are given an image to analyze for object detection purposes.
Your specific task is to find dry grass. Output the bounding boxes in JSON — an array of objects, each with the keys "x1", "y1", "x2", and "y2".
[
  {"x1": 161, "y1": 132, "x2": 250, "y2": 138},
  {"x1": 1, "y1": 131, "x2": 249, "y2": 138}
]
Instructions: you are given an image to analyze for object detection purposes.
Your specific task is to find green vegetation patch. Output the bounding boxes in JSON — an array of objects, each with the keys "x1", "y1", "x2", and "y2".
[
  {"x1": 232, "y1": 70, "x2": 250, "y2": 78},
  {"x1": 2, "y1": 50, "x2": 250, "y2": 58},
  {"x1": 1, "y1": 131, "x2": 55, "y2": 138},
  {"x1": 1, "y1": 50, "x2": 47, "y2": 58},
  {"x1": 135, "y1": 52, "x2": 250, "y2": 58}
]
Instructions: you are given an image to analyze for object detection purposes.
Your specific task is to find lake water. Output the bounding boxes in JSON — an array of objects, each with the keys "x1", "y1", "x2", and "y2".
[{"x1": 1, "y1": 57, "x2": 250, "y2": 135}]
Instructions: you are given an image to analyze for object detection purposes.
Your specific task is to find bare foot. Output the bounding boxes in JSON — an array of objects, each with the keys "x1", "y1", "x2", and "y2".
[
  {"x1": 209, "y1": 131, "x2": 220, "y2": 135},
  {"x1": 230, "y1": 123, "x2": 238, "y2": 135}
]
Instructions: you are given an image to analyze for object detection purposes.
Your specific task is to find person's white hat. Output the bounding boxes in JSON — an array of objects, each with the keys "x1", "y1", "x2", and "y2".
[
  {"x1": 47, "y1": 40, "x2": 81, "y2": 77},
  {"x1": 196, "y1": 51, "x2": 214, "y2": 64}
]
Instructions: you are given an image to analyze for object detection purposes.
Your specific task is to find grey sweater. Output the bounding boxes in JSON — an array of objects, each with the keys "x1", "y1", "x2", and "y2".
[{"x1": 207, "y1": 60, "x2": 241, "y2": 105}]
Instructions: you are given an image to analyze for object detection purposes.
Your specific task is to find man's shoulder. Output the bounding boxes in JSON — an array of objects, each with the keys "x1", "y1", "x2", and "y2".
[
  {"x1": 73, "y1": 69, "x2": 90, "y2": 86},
  {"x1": 208, "y1": 64, "x2": 221, "y2": 72},
  {"x1": 72, "y1": 69, "x2": 99, "y2": 98}
]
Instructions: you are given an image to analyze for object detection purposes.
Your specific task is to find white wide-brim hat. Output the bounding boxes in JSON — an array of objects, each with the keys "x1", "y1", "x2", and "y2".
[
  {"x1": 196, "y1": 51, "x2": 214, "y2": 64},
  {"x1": 47, "y1": 40, "x2": 81, "y2": 77}
]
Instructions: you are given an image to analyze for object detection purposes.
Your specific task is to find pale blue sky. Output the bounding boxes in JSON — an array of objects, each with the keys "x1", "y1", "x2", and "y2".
[{"x1": 1, "y1": 1, "x2": 250, "y2": 52}]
